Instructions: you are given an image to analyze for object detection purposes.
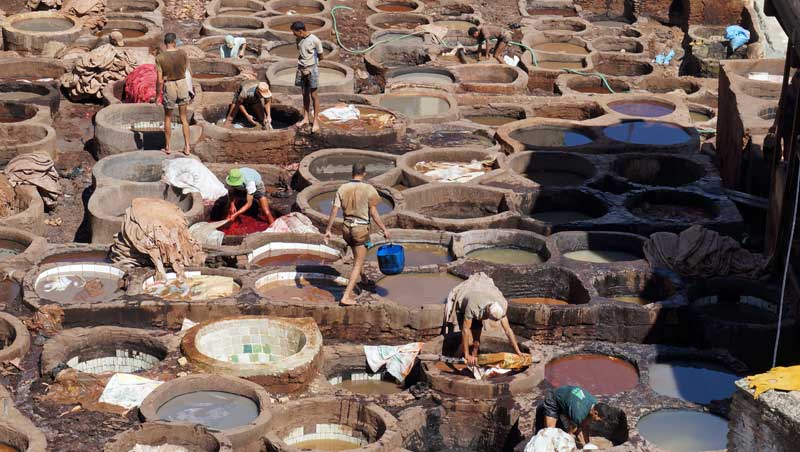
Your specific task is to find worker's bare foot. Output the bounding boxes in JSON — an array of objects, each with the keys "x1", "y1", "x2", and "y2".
[
  {"x1": 311, "y1": 121, "x2": 320, "y2": 133},
  {"x1": 296, "y1": 117, "x2": 309, "y2": 128},
  {"x1": 182, "y1": 147, "x2": 191, "y2": 156},
  {"x1": 339, "y1": 297, "x2": 356, "y2": 306},
  {"x1": 162, "y1": 148, "x2": 171, "y2": 155}
]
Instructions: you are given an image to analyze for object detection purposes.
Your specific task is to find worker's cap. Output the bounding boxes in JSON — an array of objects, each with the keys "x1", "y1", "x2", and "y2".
[
  {"x1": 257, "y1": 82, "x2": 271, "y2": 97},
  {"x1": 486, "y1": 302, "x2": 506, "y2": 320},
  {"x1": 226, "y1": 168, "x2": 245, "y2": 187},
  {"x1": 225, "y1": 35, "x2": 236, "y2": 48}
]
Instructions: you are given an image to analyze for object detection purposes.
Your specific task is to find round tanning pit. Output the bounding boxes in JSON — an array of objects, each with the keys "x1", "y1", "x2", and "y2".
[
  {"x1": 689, "y1": 104, "x2": 716, "y2": 124},
  {"x1": 255, "y1": 270, "x2": 348, "y2": 303},
  {"x1": 0, "y1": 227, "x2": 42, "y2": 262},
  {"x1": 374, "y1": 272, "x2": 463, "y2": 307},
  {"x1": 318, "y1": 105, "x2": 404, "y2": 148},
  {"x1": 546, "y1": 353, "x2": 638, "y2": 395},
  {"x1": 608, "y1": 99, "x2": 676, "y2": 118},
  {"x1": 457, "y1": 229, "x2": 549, "y2": 266},
  {"x1": 265, "y1": 0, "x2": 327, "y2": 15},
  {"x1": 562, "y1": 75, "x2": 630, "y2": 95},
  {"x1": 266, "y1": 61, "x2": 353, "y2": 94},
  {"x1": 508, "y1": 152, "x2": 596, "y2": 188},
  {"x1": 400, "y1": 184, "x2": 516, "y2": 231},
  {"x1": 263, "y1": 398, "x2": 401, "y2": 452},
  {"x1": 32, "y1": 264, "x2": 127, "y2": 305},
  {"x1": 401, "y1": 147, "x2": 502, "y2": 185},
  {"x1": 602, "y1": 121, "x2": 692, "y2": 147},
  {"x1": 0, "y1": 103, "x2": 38, "y2": 124},
  {"x1": 370, "y1": 29, "x2": 426, "y2": 47},
  {"x1": 249, "y1": 242, "x2": 342, "y2": 268},
  {"x1": 0, "y1": 312, "x2": 30, "y2": 363},
  {"x1": 264, "y1": 15, "x2": 331, "y2": 40},
  {"x1": 636, "y1": 77, "x2": 701, "y2": 95},
  {"x1": 367, "y1": 241, "x2": 454, "y2": 267},
  {"x1": 378, "y1": 91, "x2": 455, "y2": 122},
  {"x1": 41, "y1": 327, "x2": 167, "y2": 377},
  {"x1": 368, "y1": 0, "x2": 424, "y2": 13},
  {"x1": 142, "y1": 271, "x2": 241, "y2": 302},
  {"x1": 532, "y1": 17, "x2": 586, "y2": 33},
  {"x1": 0, "y1": 422, "x2": 45, "y2": 452},
  {"x1": 508, "y1": 125, "x2": 595, "y2": 149},
  {"x1": 627, "y1": 190, "x2": 717, "y2": 222},
  {"x1": 592, "y1": 57, "x2": 653, "y2": 77},
  {"x1": 182, "y1": 316, "x2": 323, "y2": 391},
  {"x1": 200, "y1": 102, "x2": 301, "y2": 131},
  {"x1": 329, "y1": 370, "x2": 406, "y2": 396},
  {"x1": 103, "y1": 423, "x2": 233, "y2": 452},
  {"x1": 612, "y1": 155, "x2": 705, "y2": 187},
  {"x1": 385, "y1": 67, "x2": 455, "y2": 88},
  {"x1": 0, "y1": 123, "x2": 56, "y2": 167},
  {"x1": 366, "y1": 47, "x2": 433, "y2": 76},
  {"x1": 648, "y1": 359, "x2": 738, "y2": 404},
  {"x1": 367, "y1": 12, "x2": 433, "y2": 32},
  {"x1": 591, "y1": 37, "x2": 644, "y2": 53},
  {"x1": 530, "y1": 102, "x2": 607, "y2": 121},
  {"x1": 506, "y1": 268, "x2": 591, "y2": 306},
  {"x1": 94, "y1": 104, "x2": 200, "y2": 157},
  {"x1": 94, "y1": 18, "x2": 153, "y2": 45},
  {"x1": 300, "y1": 149, "x2": 396, "y2": 185},
  {"x1": 451, "y1": 64, "x2": 527, "y2": 95},
  {"x1": 637, "y1": 410, "x2": 728, "y2": 452},
  {"x1": 2, "y1": 12, "x2": 83, "y2": 52},
  {"x1": 38, "y1": 247, "x2": 110, "y2": 265},
  {"x1": 0, "y1": 83, "x2": 59, "y2": 115},
  {"x1": 188, "y1": 59, "x2": 245, "y2": 91},
  {"x1": 308, "y1": 189, "x2": 394, "y2": 217},
  {"x1": 553, "y1": 231, "x2": 644, "y2": 264},
  {"x1": 421, "y1": 333, "x2": 540, "y2": 398},
  {"x1": 592, "y1": 270, "x2": 678, "y2": 306},
  {"x1": 526, "y1": 189, "x2": 608, "y2": 227},
  {"x1": 91, "y1": 150, "x2": 167, "y2": 189},
  {"x1": 690, "y1": 278, "x2": 783, "y2": 325},
  {"x1": 532, "y1": 55, "x2": 589, "y2": 71},
  {"x1": 525, "y1": 2, "x2": 578, "y2": 16},
  {"x1": 529, "y1": 36, "x2": 590, "y2": 56},
  {"x1": 201, "y1": 15, "x2": 267, "y2": 38},
  {"x1": 461, "y1": 105, "x2": 526, "y2": 128},
  {"x1": 196, "y1": 35, "x2": 269, "y2": 60},
  {"x1": 741, "y1": 80, "x2": 782, "y2": 100}
]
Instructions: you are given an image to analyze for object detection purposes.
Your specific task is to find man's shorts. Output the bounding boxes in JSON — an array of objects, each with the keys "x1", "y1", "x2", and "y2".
[
  {"x1": 342, "y1": 224, "x2": 370, "y2": 247},
  {"x1": 251, "y1": 182, "x2": 267, "y2": 200},
  {"x1": 163, "y1": 79, "x2": 191, "y2": 110},
  {"x1": 295, "y1": 65, "x2": 319, "y2": 90},
  {"x1": 496, "y1": 31, "x2": 512, "y2": 44}
]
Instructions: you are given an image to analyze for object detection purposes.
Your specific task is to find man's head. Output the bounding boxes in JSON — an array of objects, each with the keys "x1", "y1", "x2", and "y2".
[
  {"x1": 291, "y1": 21, "x2": 307, "y2": 38},
  {"x1": 484, "y1": 302, "x2": 506, "y2": 321},
  {"x1": 588, "y1": 403, "x2": 614, "y2": 422},
  {"x1": 352, "y1": 162, "x2": 367, "y2": 179},
  {"x1": 225, "y1": 35, "x2": 236, "y2": 48},
  {"x1": 164, "y1": 32, "x2": 177, "y2": 47},
  {"x1": 226, "y1": 168, "x2": 245, "y2": 188},
  {"x1": 468, "y1": 26, "x2": 479, "y2": 38}
]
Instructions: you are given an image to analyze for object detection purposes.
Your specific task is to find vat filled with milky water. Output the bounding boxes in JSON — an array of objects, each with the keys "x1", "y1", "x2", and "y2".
[
  {"x1": 637, "y1": 410, "x2": 728, "y2": 452},
  {"x1": 545, "y1": 354, "x2": 639, "y2": 395},
  {"x1": 330, "y1": 371, "x2": 404, "y2": 395},
  {"x1": 12, "y1": 17, "x2": 74, "y2": 32},
  {"x1": 368, "y1": 242, "x2": 453, "y2": 267},
  {"x1": 466, "y1": 247, "x2": 544, "y2": 265},
  {"x1": 156, "y1": 390, "x2": 259, "y2": 430},
  {"x1": 94, "y1": 28, "x2": 147, "y2": 38},
  {"x1": 608, "y1": 100, "x2": 675, "y2": 117},
  {"x1": 563, "y1": 250, "x2": 640, "y2": 263},
  {"x1": 533, "y1": 43, "x2": 589, "y2": 54},
  {"x1": 272, "y1": 67, "x2": 346, "y2": 86},
  {"x1": 391, "y1": 71, "x2": 455, "y2": 86},
  {"x1": 308, "y1": 191, "x2": 394, "y2": 216},
  {"x1": 34, "y1": 264, "x2": 126, "y2": 304},
  {"x1": 648, "y1": 360, "x2": 738, "y2": 404},
  {"x1": 374, "y1": 273, "x2": 463, "y2": 307},
  {"x1": 509, "y1": 126, "x2": 594, "y2": 148},
  {"x1": 379, "y1": 95, "x2": 450, "y2": 118},
  {"x1": 603, "y1": 121, "x2": 691, "y2": 146}
]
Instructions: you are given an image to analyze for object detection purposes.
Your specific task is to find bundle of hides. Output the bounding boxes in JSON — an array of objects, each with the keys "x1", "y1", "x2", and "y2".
[
  {"x1": 61, "y1": 44, "x2": 141, "y2": 101},
  {"x1": 414, "y1": 159, "x2": 494, "y2": 183},
  {"x1": 124, "y1": 64, "x2": 159, "y2": 104},
  {"x1": 643, "y1": 225, "x2": 769, "y2": 279},
  {"x1": 62, "y1": 0, "x2": 106, "y2": 31},
  {"x1": 109, "y1": 198, "x2": 206, "y2": 280},
  {"x1": 3, "y1": 152, "x2": 61, "y2": 209}
]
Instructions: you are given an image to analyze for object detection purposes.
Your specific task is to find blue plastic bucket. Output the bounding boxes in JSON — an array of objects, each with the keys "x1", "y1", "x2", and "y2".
[{"x1": 376, "y1": 243, "x2": 405, "y2": 275}]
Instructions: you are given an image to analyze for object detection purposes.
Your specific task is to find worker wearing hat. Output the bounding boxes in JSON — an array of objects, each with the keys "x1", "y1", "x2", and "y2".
[
  {"x1": 220, "y1": 35, "x2": 246, "y2": 59},
  {"x1": 223, "y1": 79, "x2": 273, "y2": 129},
  {"x1": 225, "y1": 167, "x2": 276, "y2": 225}
]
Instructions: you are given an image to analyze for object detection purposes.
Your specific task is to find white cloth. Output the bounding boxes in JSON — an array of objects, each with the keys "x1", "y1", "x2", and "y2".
[
  {"x1": 162, "y1": 158, "x2": 227, "y2": 201},
  {"x1": 321, "y1": 105, "x2": 360, "y2": 122},
  {"x1": 524, "y1": 428, "x2": 576, "y2": 452},
  {"x1": 504, "y1": 55, "x2": 520, "y2": 66},
  {"x1": 364, "y1": 343, "x2": 424, "y2": 383},
  {"x1": 470, "y1": 366, "x2": 512, "y2": 380},
  {"x1": 220, "y1": 37, "x2": 246, "y2": 59},
  {"x1": 99, "y1": 373, "x2": 162, "y2": 409},
  {"x1": 264, "y1": 213, "x2": 319, "y2": 234}
]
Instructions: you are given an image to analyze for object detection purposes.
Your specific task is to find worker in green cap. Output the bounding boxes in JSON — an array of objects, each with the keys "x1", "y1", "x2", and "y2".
[{"x1": 225, "y1": 167, "x2": 275, "y2": 225}]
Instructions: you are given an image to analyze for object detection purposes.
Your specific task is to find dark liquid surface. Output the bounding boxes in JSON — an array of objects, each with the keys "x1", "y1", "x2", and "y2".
[
  {"x1": 545, "y1": 354, "x2": 638, "y2": 395},
  {"x1": 525, "y1": 170, "x2": 588, "y2": 187},
  {"x1": 374, "y1": 273, "x2": 462, "y2": 307},
  {"x1": 367, "y1": 242, "x2": 453, "y2": 267},
  {"x1": 648, "y1": 361, "x2": 738, "y2": 404},
  {"x1": 608, "y1": 100, "x2": 675, "y2": 117},
  {"x1": 631, "y1": 202, "x2": 713, "y2": 221},
  {"x1": 563, "y1": 250, "x2": 640, "y2": 263},
  {"x1": 510, "y1": 127, "x2": 593, "y2": 147},
  {"x1": 414, "y1": 202, "x2": 500, "y2": 219},
  {"x1": 529, "y1": 210, "x2": 594, "y2": 224},
  {"x1": 637, "y1": 410, "x2": 728, "y2": 452},
  {"x1": 13, "y1": 18, "x2": 74, "y2": 32},
  {"x1": 156, "y1": 391, "x2": 259, "y2": 430}
]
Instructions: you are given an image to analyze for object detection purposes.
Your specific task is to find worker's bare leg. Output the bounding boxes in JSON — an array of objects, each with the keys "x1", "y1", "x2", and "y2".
[
  {"x1": 163, "y1": 108, "x2": 173, "y2": 154},
  {"x1": 179, "y1": 104, "x2": 191, "y2": 155},
  {"x1": 298, "y1": 85, "x2": 310, "y2": 127},
  {"x1": 341, "y1": 244, "x2": 366, "y2": 306},
  {"x1": 493, "y1": 41, "x2": 508, "y2": 64},
  {"x1": 311, "y1": 88, "x2": 320, "y2": 132},
  {"x1": 470, "y1": 325, "x2": 482, "y2": 357},
  {"x1": 257, "y1": 197, "x2": 275, "y2": 223}
]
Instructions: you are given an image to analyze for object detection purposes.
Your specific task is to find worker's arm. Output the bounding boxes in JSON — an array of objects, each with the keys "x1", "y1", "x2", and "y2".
[
  {"x1": 155, "y1": 64, "x2": 164, "y2": 104},
  {"x1": 238, "y1": 104, "x2": 260, "y2": 126},
  {"x1": 223, "y1": 100, "x2": 241, "y2": 128},
  {"x1": 499, "y1": 317, "x2": 522, "y2": 355},
  {"x1": 323, "y1": 205, "x2": 339, "y2": 243},
  {"x1": 461, "y1": 319, "x2": 477, "y2": 366},
  {"x1": 229, "y1": 194, "x2": 254, "y2": 220},
  {"x1": 316, "y1": 39, "x2": 324, "y2": 62},
  {"x1": 237, "y1": 42, "x2": 246, "y2": 58},
  {"x1": 577, "y1": 418, "x2": 592, "y2": 446},
  {"x1": 368, "y1": 203, "x2": 391, "y2": 240}
]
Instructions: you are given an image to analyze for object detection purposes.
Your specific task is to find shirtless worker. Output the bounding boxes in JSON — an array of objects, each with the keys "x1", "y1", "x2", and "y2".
[
  {"x1": 323, "y1": 163, "x2": 391, "y2": 306},
  {"x1": 223, "y1": 80, "x2": 273, "y2": 129},
  {"x1": 542, "y1": 385, "x2": 615, "y2": 447},
  {"x1": 155, "y1": 32, "x2": 193, "y2": 155},
  {"x1": 291, "y1": 21, "x2": 324, "y2": 132},
  {"x1": 468, "y1": 25, "x2": 513, "y2": 64},
  {"x1": 225, "y1": 167, "x2": 276, "y2": 225}
]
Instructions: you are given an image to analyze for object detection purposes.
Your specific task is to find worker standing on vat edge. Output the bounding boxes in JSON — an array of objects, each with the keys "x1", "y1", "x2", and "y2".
[
  {"x1": 291, "y1": 21, "x2": 324, "y2": 133},
  {"x1": 323, "y1": 163, "x2": 391, "y2": 306},
  {"x1": 444, "y1": 273, "x2": 523, "y2": 366},
  {"x1": 223, "y1": 80, "x2": 273, "y2": 129},
  {"x1": 542, "y1": 385, "x2": 615, "y2": 448},
  {"x1": 155, "y1": 32, "x2": 193, "y2": 156},
  {"x1": 468, "y1": 25, "x2": 512, "y2": 64}
]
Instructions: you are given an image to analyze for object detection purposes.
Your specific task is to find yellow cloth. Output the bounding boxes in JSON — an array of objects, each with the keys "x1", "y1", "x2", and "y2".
[
  {"x1": 477, "y1": 352, "x2": 532, "y2": 369},
  {"x1": 746, "y1": 366, "x2": 800, "y2": 399}
]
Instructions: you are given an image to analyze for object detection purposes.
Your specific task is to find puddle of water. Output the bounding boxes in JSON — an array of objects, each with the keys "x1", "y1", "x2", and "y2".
[
  {"x1": 367, "y1": 242, "x2": 453, "y2": 266},
  {"x1": 534, "y1": 43, "x2": 589, "y2": 54},
  {"x1": 254, "y1": 252, "x2": 338, "y2": 267},
  {"x1": 40, "y1": 251, "x2": 111, "y2": 265},
  {"x1": 95, "y1": 28, "x2": 147, "y2": 38},
  {"x1": 637, "y1": 410, "x2": 728, "y2": 452},
  {"x1": 690, "y1": 111, "x2": 712, "y2": 122},
  {"x1": 377, "y1": 3, "x2": 415, "y2": 12},
  {"x1": 466, "y1": 247, "x2": 544, "y2": 265},
  {"x1": 613, "y1": 295, "x2": 651, "y2": 305},
  {"x1": 434, "y1": 20, "x2": 474, "y2": 31},
  {"x1": 275, "y1": 5, "x2": 322, "y2": 14},
  {"x1": 536, "y1": 61, "x2": 586, "y2": 70},
  {"x1": 525, "y1": 170, "x2": 588, "y2": 187},
  {"x1": 291, "y1": 439, "x2": 359, "y2": 451},
  {"x1": 374, "y1": 273, "x2": 462, "y2": 307},
  {"x1": 308, "y1": 190, "x2": 393, "y2": 216},
  {"x1": 13, "y1": 18, "x2": 74, "y2": 32},
  {"x1": 603, "y1": 121, "x2": 690, "y2": 145},
  {"x1": 467, "y1": 115, "x2": 519, "y2": 127},
  {"x1": 379, "y1": 95, "x2": 449, "y2": 118},
  {"x1": 35, "y1": 271, "x2": 122, "y2": 304},
  {"x1": 510, "y1": 297, "x2": 569, "y2": 305},
  {"x1": 529, "y1": 210, "x2": 595, "y2": 224},
  {"x1": 648, "y1": 361, "x2": 738, "y2": 404},
  {"x1": 563, "y1": 250, "x2": 640, "y2": 263},
  {"x1": 510, "y1": 126, "x2": 593, "y2": 147},
  {"x1": 156, "y1": 391, "x2": 259, "y2": 430},
  {"x1": 273, "y1": 67, "x2": 346, "y2": 86},
  {"x1": 391, "y1": 72, "x2": 454, "y2": 85},
  {"x1": 271, "y1": 21, "x2": 322, "y2": 32},
  {"x1": 608, "y1": 100, "x2": 675, "y2": 117},
  {"x1": 257, "y1": 279, "x2": 345, "y2": 302},
  {"x1": 545, "y1": 354, "x2": 639, "y2": 395}
]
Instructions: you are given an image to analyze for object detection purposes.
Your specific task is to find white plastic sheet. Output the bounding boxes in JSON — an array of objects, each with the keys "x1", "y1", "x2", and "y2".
[
  {"x1": 98, "y1": 373, "x2": 163, "y2": 409},
  {"x1": 162, "y1": 158, "x2": 227, "y2": 201},
  {"x1": 524, "y1": 428, "x2": 576, "y2": 452}
]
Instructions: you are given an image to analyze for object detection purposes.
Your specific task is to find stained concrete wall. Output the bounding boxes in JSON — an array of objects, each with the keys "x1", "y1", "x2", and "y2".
[{"x1": 728, "y1": 380, "x2": 800, "y2": 452}]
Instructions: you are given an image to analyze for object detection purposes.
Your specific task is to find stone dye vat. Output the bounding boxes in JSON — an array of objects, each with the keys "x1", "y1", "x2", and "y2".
[
  {"x1": 255, "y1": 270, "x2": 349, "y2": 303},
  {"x1": 525, "y1": 189, "x2": 609, "y2": 228},
  {"x1": 142, "y1": 271, "x2": 241, "y2": 302},
  {"x1": 508, "y1": 125, "x2": 595, "y2": 149},
  {"x1": 91, "y1": 150, "x2": 167, "y2": 189},
  {"x1": 308, "y1": 190, "x2": 394, "y2": 217},
  {"x1": 554, "y1": 232, "x2": 645, "y2": 264},
  {"x1": 602, "y1": 121, "x2": 692, "y2": 146},
  {"x1": 379, "y1": 94, "x2": 451, "y2": 119},
  {"x1": 299, "y1": 149, "x2": 396, "y2": 185},
  {"x1": 648, "y1": 360, "x2": 738, "y2": 404},
  {"x1": 0, "y1": 312, "x2": 30, "y2": 363},
  {"x1": 636, "y1": 410, "x2": 728, "y2": 452},
  {"x1": 31, "y1": 264, "x2": 127, "y2": 305},
  {"x1": 367, "y1": 242, "x2": 453, "y2": 267},
  {"x1": 545, "y1": 354, "x2": 638, "y2": 395},
  {"x1": 329, "y1": 371, "x2": 405, "y2": 396},
  {"x1": 249, "y1": 243, "x2": 342, "y2": 268},
  {"x1": 157, "y1": 391, "x2": 259, "y2": 430},
  {"x1": 591, "y1": 269, "x2": 680, "y2": 306},
  {"x1": 456, "y1": 229, "x2": 550, "y2": 266},
  {"x1": 607, "y1": 99, "x2": 676, "y2": 118},
  {"x1": 507, "y1": 152, "x2": 597, "y2": 188},
  {"x1": 399, "y1": 184, "x2": 517, "y2": 232},
  {"x1": 374, "y1": 272, "x2": 463, "y2": 307},
  {"x1": 611, "y1": 154, "x2": 706, "y2": 187},
  {"x1": 103, "y1": 423, "x2": 233, "y2": 452},
  {"x1": 2, "y1": 12, "x2": 83, "y2": 52},
  {"x1": 626, "y1": 190, "x2": 718, "y2": 223},
  {"x1": 182, "y1": 316, "x2": 323, "y2": 391}
]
